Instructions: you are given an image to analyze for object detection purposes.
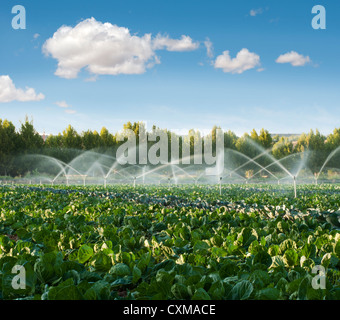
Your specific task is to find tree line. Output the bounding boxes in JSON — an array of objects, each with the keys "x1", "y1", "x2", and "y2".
[{"x1": 1, "y1": 117, "x2": 340, "y2": 177}]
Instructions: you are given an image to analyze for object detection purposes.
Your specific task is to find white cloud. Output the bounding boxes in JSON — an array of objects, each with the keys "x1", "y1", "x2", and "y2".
[
  {"x1": 214, "y1": 48, "x2": 260, "y2": 74},
  {"x1": 276, "y1": 51, "x2": 311, "y2": 66},
  {"x1": 250, "y1": 8, "x2": 263, "y2": 16},
  {"x1": 33, "y1": 33, "x2": 40, "y2": 39},
  {"x1": 43, "y1": 18, "x2": 199, "y2": 79},
  {"x1": 55, "y1": 100, "x2": 76, "y2": 114},
  {"x1": 153, "y1": 34, "x2": 199, "y2": 51},
  {"x1": 0, "y1": 75, "x2": 45, "y2": 103},
  {"x1": 65, "y1": 109, "x2": 76, "y2": 114},
  {"x1": 204, "y1": 38, "x2": 213, "y2": 58},
  {"x1": 84, "y1": 75, "x2": 98, "y2": 82},
  {"x1": 55, "y1": 100, "x2": 70, "y2": 108}
]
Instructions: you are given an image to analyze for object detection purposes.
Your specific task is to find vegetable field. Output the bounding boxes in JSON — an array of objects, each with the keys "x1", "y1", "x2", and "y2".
[{"x1": 0, "y1": 184, "x2": 340, "y2": 300}]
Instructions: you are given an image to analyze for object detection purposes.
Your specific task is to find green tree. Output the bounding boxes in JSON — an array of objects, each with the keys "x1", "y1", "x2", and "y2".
[
  {"x1": 100, "y1": 127, "x2": 115, "y2": 148},
  {"x1": 224, "y1": 130, "x2": 238, "y2": 150},
  {"x1": 258, "y1": 129, "x2": 273, "y2": 149},
  {"x1": 15, "y1": 117, "x2": 44, "y2": 176},
  {"x1": 44, "y1": 133, "x2": 65, "y2": 160},
  {"x1": 62, "y1": 125, "x2": 82, "y2": 149},
  {"x1": 295, "y1": 129, "x2": 327, "y2": 174},
  {"x1": 236, "y1": 133, "x2": 258, "y2": 160},
  {"x1": 0, "y1": 119, "x2": 18, "y2": 176},
  {"x1": 326, "y1": 128, "x2": 340, "y2": 152},
  {"x1": 82, "y1": 130, "x2": 101, "y2": 150},
  {"x1": 272, "y1": 137, "x2": 293, "y2": 159},
  {"x1": 18, "y1": 117, "x2": 44, "y2": 152}
]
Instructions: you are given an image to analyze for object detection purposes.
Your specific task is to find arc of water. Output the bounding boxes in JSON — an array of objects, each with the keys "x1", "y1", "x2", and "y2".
[
  {"x1": 172, "y1": 163, "x2": 205, "y2": 182},
  {"x1": 104, "y1": 159, "x2": 143, "y2": 180},
  {"x1": 172, "y1": 165, "x2": 196, "y2": 182},
  {"x1": 85, "y1": 161, "x2": 106, "y2": 178},
  {"x1": 25, "y1": 154, "x2": 67, "y2": 180},
  {"x1": 223, "y1": 168, "x2": 247, "y2": 182},
  {"x1": 317, "y1": 146, "x2": 340, "y2": 180},
  {"x1": 53, "y1": 162, "x2": 84, "y2": 182},
  {"x1": 245, "y1": 141, "x2": 294, "y2": 178},
  {"x1": 135, "y1": 162, "x2": 176, "y2": 180},
  {"x1": 224, "y1": 149, "x2": 280, "y2": 181},
  {"x1": 250, "y1": 151, "x2": 308, "y2": 181}
]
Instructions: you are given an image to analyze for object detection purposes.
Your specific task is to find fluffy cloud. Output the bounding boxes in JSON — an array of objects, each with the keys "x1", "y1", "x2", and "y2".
[
  {"x1": 214, "y1": 48, "x2": 260, "y2": 74},
  {"x1": 55, "y1": 100, "x2": 76, "y2": 114},
  {"x1": 153, "y1": 34, "x2": 199, "y2": 51},
  {"x1": 0, "y1": 75, "x2": 45, "y2": 103},
  {"x1": 64, "y1": 109, "x2": 76, "y2": 114},
  {"x1": 43, "y1": 18, "x2": 199, "y2": 79},
  {"x1": 55, "y1": 100, "x2": 70, "y2": 108},
  {"x1": 276, "y1": 51, "x2": 311, "y2": 66},
  {"x1": 250, "y1": 8, "x2": 263, "y2": 16},
  {"x1": 204, "y1": 38, "x2": 214, "y2": 58}
]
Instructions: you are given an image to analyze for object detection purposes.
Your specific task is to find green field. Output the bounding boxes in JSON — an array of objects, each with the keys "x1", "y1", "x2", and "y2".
[{"x1": 0, "y1": 184, "x2": 340, "y2": 300}]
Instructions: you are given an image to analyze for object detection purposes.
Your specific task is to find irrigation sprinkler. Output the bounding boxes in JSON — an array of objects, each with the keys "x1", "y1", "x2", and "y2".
[
  {"x1": 293, "y1": 176, "x2": 297, "y2": 198},
  {"x1": 104, "y1": 178, "x2": 107, "y2": 188},
  {"x1": 219, "y1": 176, "x2": 222, "y2": 195},
  {"x1": 133, "y1": 177, "x2": 136, "y2": 188}
]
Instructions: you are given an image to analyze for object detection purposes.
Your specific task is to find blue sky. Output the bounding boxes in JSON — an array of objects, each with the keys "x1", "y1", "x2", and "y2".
[{"x1": 0, "y1": 0, "x2": 339, "y2": 136}]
